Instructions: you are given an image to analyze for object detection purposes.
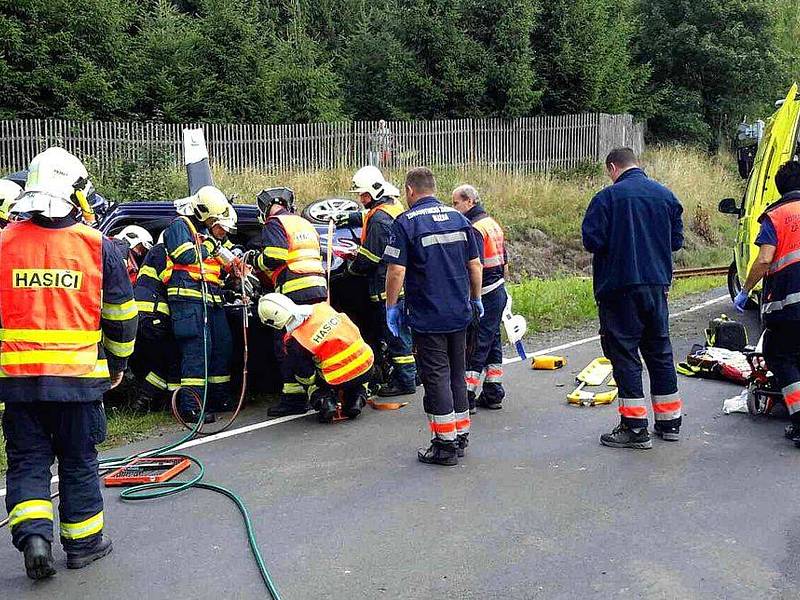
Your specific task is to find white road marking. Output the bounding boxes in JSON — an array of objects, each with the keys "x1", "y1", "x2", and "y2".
[{"x1": 0, "y1": 293, "x2": 730, "y2": 499}]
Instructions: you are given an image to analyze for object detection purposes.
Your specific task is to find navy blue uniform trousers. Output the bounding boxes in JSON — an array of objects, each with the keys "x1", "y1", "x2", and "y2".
[
  {"x1": 3, "y1": 401, "x2": 106, "y2": 552},
  {"x1": 598, "y1": 285, "x2": 682, "y2": 429},
  {"x1": 171, "y1": 300, "x2": 233, "y2": 413},
  {"x1": 466, "y1": 285, "x2": 506, "y2": 404}
]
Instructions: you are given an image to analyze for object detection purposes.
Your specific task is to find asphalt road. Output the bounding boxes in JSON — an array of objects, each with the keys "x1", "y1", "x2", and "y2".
[{"x1": 2, "y1": 287, "x2": 799, "y2": 600}]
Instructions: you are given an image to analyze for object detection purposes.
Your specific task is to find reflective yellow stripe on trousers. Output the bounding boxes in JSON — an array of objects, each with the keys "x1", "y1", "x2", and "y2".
[
  {"x1": 9, "y1": 499, "x2": 54, "y2": 528},
  {"x1": 60, "y1": 511, "x2": 104, "y2": 540}
]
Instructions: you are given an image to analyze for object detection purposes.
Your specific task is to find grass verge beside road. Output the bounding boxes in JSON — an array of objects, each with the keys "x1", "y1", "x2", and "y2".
[{"x1": 509, "y1": 276, "x2": 726, "y2": 333}]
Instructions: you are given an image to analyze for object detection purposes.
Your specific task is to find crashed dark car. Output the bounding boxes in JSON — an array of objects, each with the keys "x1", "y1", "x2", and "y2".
[{"x1": 96, "y1": 197, "x2": 372, "y2": 394}]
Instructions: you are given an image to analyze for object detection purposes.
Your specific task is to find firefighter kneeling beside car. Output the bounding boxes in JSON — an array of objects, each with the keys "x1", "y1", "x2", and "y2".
[{"x1": 257, "y1": 294, "x2": 374, "y2": 422}]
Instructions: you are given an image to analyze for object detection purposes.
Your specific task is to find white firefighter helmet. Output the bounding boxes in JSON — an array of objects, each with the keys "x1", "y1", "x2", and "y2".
[
  {"x1": 257, "y1": 293, "x2": 313, "y2": 331},
  {"x1": 349, "y1": 165, "x2": 392, "y2": 201},
  {"x1": 14, "y1": 147, "x2": 88, "y2": 218},
  {"x1": 258, "y1": 293, "x2": 299, "y2": 330},
  {"x1": 157, "y1": 230, "x2": 166, "y2": 245},
  {"x1": 0, "y1": 179, "x2": 23, "y2": 221},
  {"x1": 115, "y1": 225, "x2": 154, "y2": 251}
]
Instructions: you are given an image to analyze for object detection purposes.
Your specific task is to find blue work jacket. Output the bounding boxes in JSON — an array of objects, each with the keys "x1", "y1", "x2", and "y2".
[
  {"x1": 383, "y1": 196, "x2": 479, "y2": 333},
  {"x1": 581, "y1": 168, "x2": 683, "y2": 300}
]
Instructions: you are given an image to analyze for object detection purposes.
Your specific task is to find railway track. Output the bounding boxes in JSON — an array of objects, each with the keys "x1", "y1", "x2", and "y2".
[{"x1": 673, "y1": 265, "x2": 729, "y2": 279}]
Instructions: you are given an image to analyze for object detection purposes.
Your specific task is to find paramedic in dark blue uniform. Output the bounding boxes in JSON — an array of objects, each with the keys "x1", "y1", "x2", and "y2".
[
  {"x1": 582, "y1": 147, "x2": 684, "y2": 450},
  {"x1": 384, "y1": 167, "x2": 483, "y2": 466}
]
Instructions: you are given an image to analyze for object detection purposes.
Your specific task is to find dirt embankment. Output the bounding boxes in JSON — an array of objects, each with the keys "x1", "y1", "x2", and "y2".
[{"x1": 506, "y1": 227, "x2": 592, "y2": 282}]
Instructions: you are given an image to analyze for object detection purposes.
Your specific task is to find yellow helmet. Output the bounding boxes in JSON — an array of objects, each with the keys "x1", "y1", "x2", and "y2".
[{"x1": 192, "y1": 186, "x2": 232, "y2": 222}]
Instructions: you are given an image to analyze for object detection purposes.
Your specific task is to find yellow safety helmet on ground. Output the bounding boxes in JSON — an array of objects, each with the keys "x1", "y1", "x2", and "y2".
[
  {"x1": 0, "y1": 179, "x2": 23, "y2": 222},
  {"x1": 14, "y1": 147, "x2": 89, "y2": 218}
]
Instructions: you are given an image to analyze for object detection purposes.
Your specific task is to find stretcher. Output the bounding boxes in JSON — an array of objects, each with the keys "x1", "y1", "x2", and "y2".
[{"x1": 567, "y1": 357, "x2": 618, "y2": 407}]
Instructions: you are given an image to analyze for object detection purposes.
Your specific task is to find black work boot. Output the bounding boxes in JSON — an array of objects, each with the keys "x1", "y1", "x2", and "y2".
[
  {"x1": 468, "y1": 392, "x2": 477, "y2": 415},
  {"x1": 418, "y1": 438, "x2": 459, "y2": 466},
  {"x1": 456, "y1": 433, "x2": 469, "y2": 458},
  {"x1": 476, "y1": 393, "x2": 502, "y2": 410},
  {"x1": 653, "y1": 422, "x2": 681, "y2": 441},
  {"x1": 600, "y1": 422, "x2": 652, "y2": 449},
  {"x1": 343, "y1": 393, "x2": 366, "y2": 419},
  {"x1": 316, "y1": 394, "x2": 338, "y2": 423},
  {"x1": 23, "y1": 535, "x2": 56, "y2": 580},
  {"x1": 267, "y1": 397, "x2": 308, "y2": 417},
  {"x1": 66, "y1": 536, "x2": 113, "y2": 570},
  {"x1": 377, "y1": 382, "x2": 416, "y2": 397}
]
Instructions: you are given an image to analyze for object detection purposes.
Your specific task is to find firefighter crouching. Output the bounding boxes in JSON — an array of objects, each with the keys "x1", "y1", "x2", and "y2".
[
  {"x1": 735, "y1": 160, "x2": 800, "y2": 447},
  {"x1": 163, "y1": 186, "x2": 235, "y2": 424},
  {"x1": 130, "y1": 231, "x2": 179, "y2": 412},
  {"x1": 452, "y1": 184, "x2": 508, "y2": 412},
  {"x1": 258, "y1": 294, "x2": 374, "y2": 422},
  {"x1": 0, "y1": 147, "x2": 137, "y2": 579},
  {"x1": 248, "y1": 187, "x2": 328, "y2": 417},
  {"x1": 0, "y1": 178, "x2": 22, "y2": 228},
  {"x1": 339, "y1": 165, "x2": 417, "y2": 398}
]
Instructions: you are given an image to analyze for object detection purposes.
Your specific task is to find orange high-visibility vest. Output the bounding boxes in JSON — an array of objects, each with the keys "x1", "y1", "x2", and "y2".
[
  {"x1": 473, "y1": 215, "x2": 506, "y2": 269},
  {"x1": 268, "y1": 214, "x2": 324, "y2": 286},
  {"x1": 766, "y1": 201, "x2": 800, "y2": 276},
  {"x1": 360, "y1": 200, "x2": 404, "y2": 245},
  {"x1": 170, "y1": 237, "x2": 223, "y2": 286},
  {"x1": 0, "y1": 220, "x2": 103, "y2": 377},
  {"x1": 288, "y1": 303, "x2": 374, "y2": 385}
]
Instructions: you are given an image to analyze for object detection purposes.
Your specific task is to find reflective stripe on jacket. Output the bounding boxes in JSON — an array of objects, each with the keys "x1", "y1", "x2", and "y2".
[
  {"x1": 288, "y1": 303, "x2": 374, "y2": 386},
  {"x1": 0, "y1": 220, "x2": 103, "y2": 377},
  {"x1": 761, "y1": 193, "x2": 800, "y2": 323},
  {"x1": 360, "y1": 200, "x2": 404, "y2": 245},
  {"x1": 472, "y1": 214, "x2": 506, "y2": 269},
  {"x1": 267, "y1": 215, "x2": 324, "y2": 286}
]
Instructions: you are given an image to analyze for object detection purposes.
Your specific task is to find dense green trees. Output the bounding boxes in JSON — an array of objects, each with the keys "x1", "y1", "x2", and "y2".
[{"x1": 0, "y1": 0, "x2": 794, "y2": 145}]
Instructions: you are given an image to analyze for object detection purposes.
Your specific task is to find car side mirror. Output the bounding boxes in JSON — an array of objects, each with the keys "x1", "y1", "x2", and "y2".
[{"x1": 718, "y1": 198, "x2": 740, "y2": 215}]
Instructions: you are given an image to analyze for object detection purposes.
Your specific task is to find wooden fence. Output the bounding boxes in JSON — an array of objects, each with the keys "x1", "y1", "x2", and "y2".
[{"x1": 0, "y1": 113, "x2": 644, "y2": 175}]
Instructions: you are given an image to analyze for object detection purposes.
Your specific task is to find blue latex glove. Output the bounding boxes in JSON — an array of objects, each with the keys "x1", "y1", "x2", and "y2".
[
  {"x1": 386, "y1": 303, "x2": 403, "y2": 337},
  {"x1": 471, "y1": 298, "x2": 484, "y2": 319},
  {"x1": 733, "y1": 290, "x2": 749, "y2": 313}
]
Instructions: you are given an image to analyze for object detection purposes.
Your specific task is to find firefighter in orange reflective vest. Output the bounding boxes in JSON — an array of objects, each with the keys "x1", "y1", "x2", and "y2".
[
  {"x1": 163, "y1": 186, "x2": 235, "y2": 424},
  {"x1": 248, "y1": 188, "x2": 328, "y2": 417},
  {"x1": 0, "y1": 148, "x2": 137, "y2": 580},
  {"x1": 452, "y1": 185, "x2": 508, "y2": 412},
  {"x1": 736, "y1": 160, "x2": 800, "y2": 446},
  {"x1": 258, "y1": 293, "x2": 374, "y2": 422},
  {"x1": 340, "y1": 166, "x2": 417, "y2": 398},
  {"x1": 0, "y1": 178, "x2": 22, "y2": 228}
]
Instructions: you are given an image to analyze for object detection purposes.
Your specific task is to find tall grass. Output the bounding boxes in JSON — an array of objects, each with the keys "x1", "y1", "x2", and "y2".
[
  {"x1": 509, "y1": 275, "x2": 726, "y2": 333},
  {"x1": 96, "y1": 144, "x2": 743, "y2": 271}
]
